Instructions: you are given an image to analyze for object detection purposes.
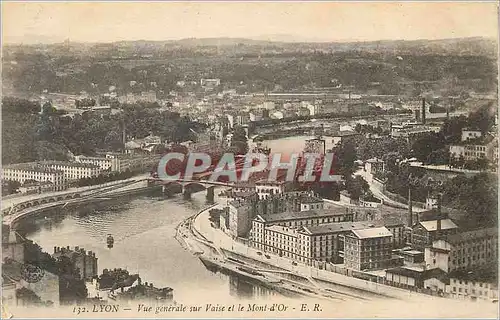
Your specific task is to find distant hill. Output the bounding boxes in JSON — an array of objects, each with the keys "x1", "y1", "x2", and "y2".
[{"x1": 5, "y1": 36, "x2": 497, "y2": 57}]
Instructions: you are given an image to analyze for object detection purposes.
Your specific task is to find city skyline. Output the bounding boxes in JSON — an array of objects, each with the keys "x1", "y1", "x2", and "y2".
[{"x1": 2, "y1": 1, "x2": 499, "y2": 44}]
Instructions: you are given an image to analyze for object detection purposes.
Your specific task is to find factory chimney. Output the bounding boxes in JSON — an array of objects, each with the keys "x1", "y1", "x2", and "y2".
[
  {"x1": 436, "y1": 193, "x2": 443, "y2": 236},
  {"x1": 407, "y1": 187, "x2": 413, "y2": 227},
  {"x1": 122, "y1": 122, "x2": 126, "y2": 148},
  {"x1": 421, "y1": 98, "x2": 426, "y2": 124}
]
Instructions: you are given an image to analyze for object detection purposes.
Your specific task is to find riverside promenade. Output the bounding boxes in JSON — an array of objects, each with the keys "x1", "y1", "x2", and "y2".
[{"x1": 188, "y1": 204, "x2": 425, "y2": 301}]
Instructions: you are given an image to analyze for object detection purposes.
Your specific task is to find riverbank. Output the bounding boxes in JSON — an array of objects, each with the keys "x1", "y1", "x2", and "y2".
[
  {"x1": 175, "y1": 205, "x2": 399, "y2": 302},
  {"x1": 180, "y1": 204, "x2": 496, "y2": 310},
  {"x1": 174, "y1": 210, "x2": 334, "y2": 301}
]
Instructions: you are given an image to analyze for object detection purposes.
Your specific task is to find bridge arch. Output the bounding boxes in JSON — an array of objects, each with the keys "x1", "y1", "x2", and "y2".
[
  {"x1": 19, "y1": 204, "x2": 26, "y2": 210},
  {"x1": 65, "y1": 195, "x2": 72, "y2": 200},
  {"x1": 26, "y1": 203, "x2": 32, "y2": 208},
  {"x1": 41, "y1": 199, "x2": 48, "y2": 204},
  {"x1": 73, "y1": 194, "x2": 81, "y2": 198},
  {"x1": 48, "y1": 198, "x2": 56, "y2": 203},
  {"x1": 33, "y1": 201, "x2": 40, "y2": 206},
  {"x1": 56, "y1": 196, "x2": 64, "y2": 202},
  {"x1": 183, "y1": 182, "x2": 208, "y2": 191},
  {"x1": 166, "y1": 181, "x2": 183, "y2": 188}
]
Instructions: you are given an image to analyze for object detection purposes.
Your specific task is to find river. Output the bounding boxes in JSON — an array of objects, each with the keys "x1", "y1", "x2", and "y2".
[
  {"x1": 19, "y1": 190, "x2": 285, "y2": 303},
  {"x1": 18, "y1": 136, "x2": 314, "y2": 303},
  {"x1": 12, "y1": 135, "x2": 498, "y2": 318}
]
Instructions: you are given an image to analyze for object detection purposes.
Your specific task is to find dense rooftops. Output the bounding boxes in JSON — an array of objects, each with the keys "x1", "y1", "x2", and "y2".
[{"x1": 256, "y1": 208, "x2": 352, "y2": 223}]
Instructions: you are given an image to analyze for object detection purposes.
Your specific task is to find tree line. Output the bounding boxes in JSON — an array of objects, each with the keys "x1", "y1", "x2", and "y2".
[{"x1": 2, "y1": 97, "x2": 201, "y2": 165}]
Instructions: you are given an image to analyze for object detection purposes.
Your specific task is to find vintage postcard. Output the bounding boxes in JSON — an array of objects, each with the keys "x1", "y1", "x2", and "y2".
[{"x1": 1, "y1": 1, "x2": 499, "y2": 318}]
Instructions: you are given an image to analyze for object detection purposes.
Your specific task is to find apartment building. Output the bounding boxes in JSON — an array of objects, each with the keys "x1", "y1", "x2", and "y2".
[
  {"x1": 446, "y1": 275, "x2": 498, "y2": 301},
  {"x1": 298, "y1": 221, "x2": 378, "y2": 264},
  {"x1": 52, "y1": 246, "x2": 98, "y2": 281},
  {"x1": 37, "y1": 161, "x2": 102, "y2": 181},
  {"x1": 411, "y1": 219, "x2": 459, "y2": 251},
  {"x1": 425, "y1": 227, "x2": 498, "y2": 273},
  {"x1": 2, "y1": 164, "x2": 66, "y2": 191},
  {"x1": 263, "y1": 225, "x2": 301, "y2": 260},
  {"x1": 255, "y1": 221, "x2": 380, "y2": 265},
  {"x1": 228, "y1": 200, "x2": 255, "y2": 238},
  {"x1": 74, "y1": 154, "x2": 121, "y2": 172},
  {"x1": 461, "y1": 129, "x2": 482, "y2": 142},
  {"x1": 449, "y1": 133, "x2": 497, "y2": 162},
  {"x1": 344, "y1": 227, "x2": 393, "y2": 271},
  {"x1": 225, "y1": 191, "x2": 326, "y2": 238},
  {"x1": 255, "y1": 181, "x2": 293, "y2": 200},
  {"x1": 250, "y1": 208, "x2": 354, "y2": 251}
]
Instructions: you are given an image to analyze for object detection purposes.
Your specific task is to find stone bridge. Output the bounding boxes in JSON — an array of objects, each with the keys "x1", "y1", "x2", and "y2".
[
  {"x1": 4, "y1": 179, "x2": 148, "y2": 216},
  {"x1": 6, "y1": 192, "x2": 87, "y2": 216},
  {"x1": 147, "y1": 178, "x2": 234, "y2": 203}
]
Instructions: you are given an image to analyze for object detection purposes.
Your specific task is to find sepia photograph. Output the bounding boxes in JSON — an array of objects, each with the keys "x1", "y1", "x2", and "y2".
[{"x1": 1, "y1": 1, "x2": 499, "y2": 318}]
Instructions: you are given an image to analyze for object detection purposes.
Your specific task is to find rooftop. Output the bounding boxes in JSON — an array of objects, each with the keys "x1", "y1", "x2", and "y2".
[
  {"x1": 256, "y1": 208, "x2": 352, "y2": 223},
  {"x1": 299, "y1": 195, "x2": 324, "y2": 204},
  {"x1": 418, "y1": 219, "x2": 458, "y2": 232},
  {"x1": 329, "y1": 130, "x2": 359, "y2": 137},
  {"x1": 38, "y1": 161, "x2": 101, "y2": 169},
  {"x1": 3, "y1": 163, "x2": 63, "y2": 174},
  {"x1": 445, "y1": 227, "x2": 498, "y2": 245},
  {"x1": 386, "y1": 267, "x2": 449, "y2": 283},
  {"x1": 228, "y1": 199, "x2": 249, "y2": 209},
  {"x1": 300, "y1": 221, "x2": 376, "y2": 235},
  {"x1": 351, "y1": 227, "x2": 392, "y2": 239},
  {"x1": 452, "y1": 133, "x2": 495, "y2": 146},
  {"x1": 266, "y1": 225, "x2": 298, "y2": 236},
  {"x1": 366, "y1": 158, "x2": 384, "y2": 164},
  {"x1": 448, "y1": 267, "x2": 498, "y2": 284}
]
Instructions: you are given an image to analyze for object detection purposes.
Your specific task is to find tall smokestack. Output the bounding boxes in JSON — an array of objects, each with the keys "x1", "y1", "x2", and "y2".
[
  {"x1": 122, "y1": 122, "x2": 126, "y2": 146},
  {"x1": 436, "y1": 193, "x2": 443, "y2": 236},
  {"x1": 421, "y1": 98, "x2": 426, "y2": 124},
  {"x1": 408, "y1": 187, "x2": 413, "y2": 227},
  {"x1": 437, "y1": 194, "x2": 442, "y2": 215}
]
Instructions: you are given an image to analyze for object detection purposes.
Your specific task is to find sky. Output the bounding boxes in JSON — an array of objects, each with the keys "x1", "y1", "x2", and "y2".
[{"x1": 2, "y1": 1, "x2": 499, "y2": 44}]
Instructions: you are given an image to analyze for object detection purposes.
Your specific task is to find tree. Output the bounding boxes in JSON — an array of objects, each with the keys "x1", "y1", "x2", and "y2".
[
  {"x1": 345, "y1": 175, "x2": 369, "y2": 200},
  {"x1": 332, "y1": 140, "x2": 357, "y2": 179},
  {"x1": 468, "y1": 103, "x2": 496, "y2": 134},
  {"x1": 104, "y1": 131, "x2": 123, "y2": 151},
  {"x1": 2, "y1": 180, "x2": 21, "y2": 195},
  {"x1": 231, "y1": 126, "x2": 248, "y2": 154},
  {"x1": 442, "y1": 173, "x2": 497, "y2": 229},
  {"x1": 411, "y1": 133, "x2": 446, "y2": 164}
]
